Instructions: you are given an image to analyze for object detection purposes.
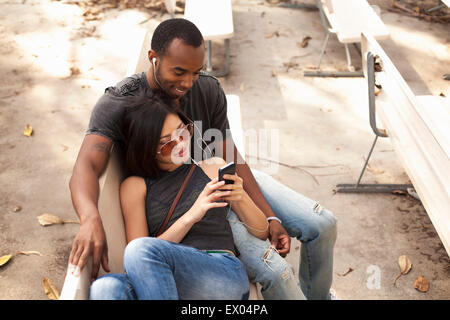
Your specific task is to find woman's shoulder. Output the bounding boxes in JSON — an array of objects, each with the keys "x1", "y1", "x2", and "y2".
[
  {"x1": 120, "y1": 176, "x2": 147, "y2": 197},
  {"x1": 197, "y1": 157, "x2": 226, "y2": 180}
]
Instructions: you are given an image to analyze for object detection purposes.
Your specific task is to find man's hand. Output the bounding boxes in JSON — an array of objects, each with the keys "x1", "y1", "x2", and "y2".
[
  {"x1": 69, "y1": 216, "x2": 110, "y2": 282},
  {"x1": 268, "y1": 220, "x2": 291, "y2": 257}
]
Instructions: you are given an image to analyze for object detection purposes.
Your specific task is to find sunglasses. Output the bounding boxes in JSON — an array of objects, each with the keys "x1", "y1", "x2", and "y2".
[{"x1": 157, "y1": 122, "x2": 194, "y2": 157}]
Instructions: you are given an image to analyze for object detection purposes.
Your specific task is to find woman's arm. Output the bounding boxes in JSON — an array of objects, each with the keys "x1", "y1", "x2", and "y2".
[
  {"x1": 120, "y1": 176, "x2": 149, "y2": 243},
  {"x1": 201, "y1": 158, "x2": 269, "y2": 240},
  {"x1": 224, "y1": 174, "x2": 269, "y2": 240}
]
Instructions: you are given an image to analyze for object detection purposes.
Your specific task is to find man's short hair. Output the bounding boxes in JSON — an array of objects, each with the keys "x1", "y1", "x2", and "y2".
[{"x1": 151, "y1": 18, "x2": 204, "y2": 56}]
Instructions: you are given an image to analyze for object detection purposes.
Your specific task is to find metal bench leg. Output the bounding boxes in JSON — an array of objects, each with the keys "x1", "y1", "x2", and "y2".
[
  {"x1": 316, "y1": 32, "x2": 330, "y2": 70},
  {"x1": 336, "y1": 51, "x2": 415, "y2": 194},
  {"x1": 303, "y1": 32, "x2": 363, "y2": 77},
  {"x1": 344, "y1": 43, "x2": 355, "y2": 72},
  {"x1": 204, "y1": 39, "x2": 231, "y2": 78}
]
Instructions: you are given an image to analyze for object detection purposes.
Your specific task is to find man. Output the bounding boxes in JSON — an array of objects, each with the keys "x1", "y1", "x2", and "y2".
[{"x1": 69, "y1": 18, "x2": 337, "y2": 300}]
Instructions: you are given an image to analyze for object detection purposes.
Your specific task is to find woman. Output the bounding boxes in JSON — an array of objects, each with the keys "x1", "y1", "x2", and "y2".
[{"x1": 89, "y1": 92, "x2": 269, "y2": 300}]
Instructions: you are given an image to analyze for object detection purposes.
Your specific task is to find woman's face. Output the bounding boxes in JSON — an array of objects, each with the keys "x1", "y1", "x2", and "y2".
[{"x1": 156, "y1": 113, "x2": 192, "y2": 168}]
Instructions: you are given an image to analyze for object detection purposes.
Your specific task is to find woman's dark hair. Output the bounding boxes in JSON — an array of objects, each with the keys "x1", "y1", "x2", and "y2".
[
  {"x1": 122, "y1": 90, "x2": 190, "y2": 178},
  {"x1": 151, "y1": 18, "x2": 204, "y2": 56}
]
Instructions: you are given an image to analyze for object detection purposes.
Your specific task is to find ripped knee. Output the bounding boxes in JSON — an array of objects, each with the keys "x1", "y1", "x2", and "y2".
[{"x1": 261, "y1": 245, "x2": 294, "y2": 281}]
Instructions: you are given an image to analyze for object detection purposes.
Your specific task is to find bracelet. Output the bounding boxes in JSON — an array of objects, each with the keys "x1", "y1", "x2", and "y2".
[{"x1": 267, "y1": 216, "x2": 282, "y2": 224}]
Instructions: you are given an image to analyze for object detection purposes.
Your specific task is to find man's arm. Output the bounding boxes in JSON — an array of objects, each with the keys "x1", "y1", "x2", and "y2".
[
  {"x1": 68, "y1": 134, "x2": 112, "y2": 281},
  {"x1": 219, "y1": 138, "x2": 291, "y2": 257}
]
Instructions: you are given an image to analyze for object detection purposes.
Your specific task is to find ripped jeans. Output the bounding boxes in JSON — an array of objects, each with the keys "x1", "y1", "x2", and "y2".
[{"x1": 232, "y1": 169, "x2": 337, "y2": 300}]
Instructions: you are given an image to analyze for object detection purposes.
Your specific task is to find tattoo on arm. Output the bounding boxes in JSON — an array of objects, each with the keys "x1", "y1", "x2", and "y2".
[{"x1": 92, "y1": 142, "x2": 110, "y2": 153}]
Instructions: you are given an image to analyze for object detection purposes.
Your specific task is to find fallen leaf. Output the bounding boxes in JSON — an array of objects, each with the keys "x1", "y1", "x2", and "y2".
[
  {"x1": 392, "y1": 189, "x2": 407, "y2": 195},
  {"x1": 266, "y1": 31, "x2": 279, "y2": 39},
  {"x1": 374, "y1": 62, "x2": 383, "y2": 72},
  {"x1": 37, "y1": 213, "x2": 79, "y2": 226},
  {"x1": 414, "y1": 276, "x2": 429, "y2": 292},
  {"x1": 0, "y1": 254, "x2": 12, "y2": 267},
  {"x1": 413, "y1": 6, "x2": 420, "y2": 13},
  {"x1": 24, "y1": 124, "x2": 33, "y2": 137},
  {"x1": 15, "y1": 250, "x2": 44, "y2": 257},
  {"x1": 375, "y1": 86, "x2": 382, "y2": 96},
  {"x1": 393, "y1": 255, "x2": 412, "y2": 286},
  {"x1": 42, "y1": 277, "x2": 60, "y2": 300},
  {"x1": 13, "y1": 205, "x2": 22, "y2": 212},
  {"x1": 337, "y1": 267, "x2": 354, "y2": 277},
  {"x1": 398, "y1": 255, "x2": 412, "y2": 275},
  {"x1": 70, "y1": 67, "x2": 81, "y2": 76},
  {"x1": 283, "y1": 61, "x2": 299, "y2": 71},
  {"x1": 298, "y1": 36, "x2": 312, "y2": 48},
  {"x1": 271, "y1": 69, "x2": 277, "y2": 77},
  {"x1": 439, "y1": 92, "x2": 446, "y2": 97}
]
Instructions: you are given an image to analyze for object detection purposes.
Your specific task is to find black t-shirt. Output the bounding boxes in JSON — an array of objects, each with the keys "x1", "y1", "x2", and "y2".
[{"x1": 86, "y1": 72, "x2": 230, "y2": 161}]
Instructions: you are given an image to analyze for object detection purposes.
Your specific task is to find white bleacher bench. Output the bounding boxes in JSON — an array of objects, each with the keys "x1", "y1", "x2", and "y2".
[
  {"x1": 337, "y1": 32, "x2": 450, "y2": 257},
  {"x1": 184, "y1": 0, "x2": 234, "y2": 77},
  {"x1": 305, "y1": 0, "x2": 390, "y2": 77},
  {"x1": 60, "y1": 29, "x2": 258, "y2": 300}
]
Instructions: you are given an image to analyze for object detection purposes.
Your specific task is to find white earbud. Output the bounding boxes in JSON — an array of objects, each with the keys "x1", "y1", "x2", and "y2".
[{"x1": 152, "y1": 57, "x2": 156, "y2": 66}]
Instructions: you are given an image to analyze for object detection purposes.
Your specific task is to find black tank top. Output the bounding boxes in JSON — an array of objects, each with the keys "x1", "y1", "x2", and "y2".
[{"x1": 144, "y1": 163, "x2": 236, "y2": 254}]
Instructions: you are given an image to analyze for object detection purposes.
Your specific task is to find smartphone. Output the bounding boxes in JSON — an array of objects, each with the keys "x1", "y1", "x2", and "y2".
[{"x1": 218, "y1": 162, "x2": 236, "y2": 185}]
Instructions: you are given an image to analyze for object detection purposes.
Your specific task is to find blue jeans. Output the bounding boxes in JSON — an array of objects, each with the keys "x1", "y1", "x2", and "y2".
[
  {"x1": 227, "y1": 211, "x2": 306, "y2": 300},
  {"x1": 246, "y1": 169, "x2": 338, "y2": 300},
  {"x1": 90, "y1": 237, "x2": 249, "y2": 300}
]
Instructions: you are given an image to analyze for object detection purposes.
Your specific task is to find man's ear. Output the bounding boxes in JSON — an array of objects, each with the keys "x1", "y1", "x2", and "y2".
[{"x1": 148, "y1": 50, "x2": 157, "y2": 62}]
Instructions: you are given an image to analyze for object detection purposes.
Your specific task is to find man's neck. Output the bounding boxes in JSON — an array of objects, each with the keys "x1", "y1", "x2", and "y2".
[{"x1": 145, "y1": 69, "x2": 181, "y2": 106}]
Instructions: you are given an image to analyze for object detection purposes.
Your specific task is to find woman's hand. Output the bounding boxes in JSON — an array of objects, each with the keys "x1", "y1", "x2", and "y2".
[
  {"x1": 186, "y1": 177, "x2": 230, "y2": 223},
  {"x1": 218, "y1": 173, "x2": 244, "y2": 203}
]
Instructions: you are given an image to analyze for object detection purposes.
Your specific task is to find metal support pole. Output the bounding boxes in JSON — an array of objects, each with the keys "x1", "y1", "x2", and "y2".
[
  {"x1": 204, "y1": 39, "x2": 231, "y2": 78},
  {"x1": 344, "y1": 44, "x2": 355, "y2": 72},
  {"x1": 206, "y1": 40, "x2": 212, "y2": 72},
  {"x1": 335, "y1": 51, "x2": 415, "y2": 195}
]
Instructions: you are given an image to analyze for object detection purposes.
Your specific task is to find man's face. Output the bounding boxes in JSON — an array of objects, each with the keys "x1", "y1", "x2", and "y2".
[{"x1": 155, "y1": 39, "x2": 205, "y2": 100}]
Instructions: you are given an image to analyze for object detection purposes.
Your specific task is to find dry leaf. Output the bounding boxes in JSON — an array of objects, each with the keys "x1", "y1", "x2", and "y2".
[
  {"x1": 70, "y1": 67, "x2": 81, "y2": 76},
  {"x1": 42, "y1": 277, "x2": 60, "y2": 300},
  {"x1": 37, "y1": 213, "x2": 79, "y2": 226},
  {"x1": 298, "y1": 36, "x2": 312, "y2": 48},
  {"x1": 0, "y1": 254, "x2": 12, "y2": 267},
  {"x1": 392, "y1": 189, "x2": 407, "y2": 195},
  {"x1": 271, "y1": 69, "x2": 277, "y2": 77},
  {"x1": 337, "y1": 267, "x2": 354, "y2": 277},
  {"x1": 439, "y1": 92, "x2": 446, "y2": 97},
  {"x1": 24, "y1": 124, "x2": 33, "y2": 137},
  {"x1": 13, "y1": 205, "x2": 22, "y2": 212},
  {"x1": 398, "y1": 255, "x2": 412, "y2": 274},
  {"x1": 375, "y1": 86, "x2": 382, "y2": 96},
  {"x1": 393, "y1": 255, "x2": 412, "y2": 285},
  {"x1": 15, "y1": 250, "x2": 44, "y2": 257},
  {"x1": 414, "y1": 276, "x2": 429, "y2": 292},
  {"x1": 266, "y1": 31, "x2": 279, "y2": 39}
]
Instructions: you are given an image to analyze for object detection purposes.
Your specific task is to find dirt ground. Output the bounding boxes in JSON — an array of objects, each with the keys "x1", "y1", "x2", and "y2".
[{"x1": 0, "y1": 0, "x2": 449, "y2": 300}]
